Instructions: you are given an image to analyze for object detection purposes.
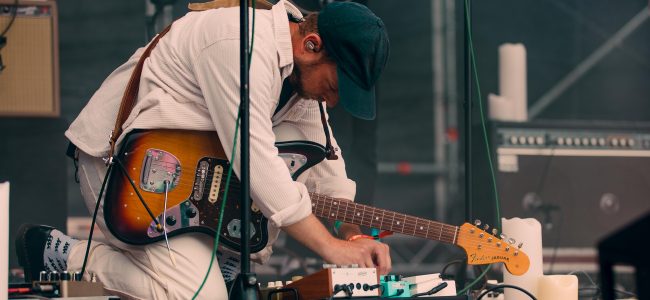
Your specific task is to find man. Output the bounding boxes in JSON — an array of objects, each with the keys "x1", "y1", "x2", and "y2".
[{"x1": 17, "y1": 1, "x2": 390, "y2": 298}]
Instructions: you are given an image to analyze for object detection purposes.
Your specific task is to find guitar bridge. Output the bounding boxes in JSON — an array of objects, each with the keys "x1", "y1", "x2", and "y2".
[{"x1": 140, "y1": 149, "x2": 181, "y2": 193}]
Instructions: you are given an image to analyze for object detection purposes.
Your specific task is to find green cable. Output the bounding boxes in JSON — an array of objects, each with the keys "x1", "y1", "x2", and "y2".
[
  {"x1": 192, "y1": 111, "x2": 240, "y2": 300},
  {"x1": 191, "y1": 1, "x2": 256, "y2": 298},
  {"x1": 456, "y1": 0, "x2": 502, "y2": 295}
]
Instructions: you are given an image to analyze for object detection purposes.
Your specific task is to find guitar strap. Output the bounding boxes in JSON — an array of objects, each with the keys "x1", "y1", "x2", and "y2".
[
  {"x1": 107, "y1": 24, "x2": 172, "y2": 160},
  {"x1": 106, "y1": 1, "x2": 337, "y2": 162},
  {"x1": 106, "y1": 1, "x2": 292, "y2": 160}
]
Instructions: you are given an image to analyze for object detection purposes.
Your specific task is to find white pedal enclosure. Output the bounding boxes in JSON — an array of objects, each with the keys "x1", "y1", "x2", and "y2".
[
  {"x1": 330, "y1": 267, "x2": 379, "y2": 298},
  {"x1": 403, "y1": 273, "x2": 457, "y2": 296}
]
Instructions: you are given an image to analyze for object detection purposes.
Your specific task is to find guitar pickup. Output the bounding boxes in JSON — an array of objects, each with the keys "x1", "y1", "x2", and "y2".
[
  {"x1": 208, "y1": 165, "x2": 223, "y2": 203},
  {"x1": 193, "y1": 160, "x2": 210, "y2": 201}
]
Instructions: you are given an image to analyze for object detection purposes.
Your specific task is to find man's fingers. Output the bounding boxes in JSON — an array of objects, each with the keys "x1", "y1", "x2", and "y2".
[{"x1": 372, "y1": 243, "x2": 391, "y2": 275}]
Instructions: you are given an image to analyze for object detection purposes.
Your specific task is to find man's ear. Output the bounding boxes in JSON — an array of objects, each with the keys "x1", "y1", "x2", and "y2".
[{"x1": 303, "y1": 33, "x2": 322, "y2": 53}]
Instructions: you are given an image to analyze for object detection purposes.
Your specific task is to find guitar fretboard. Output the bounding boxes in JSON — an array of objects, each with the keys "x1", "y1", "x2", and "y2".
[{"x1": 310, "y1": 193, "x2": 459, "y2": 244}]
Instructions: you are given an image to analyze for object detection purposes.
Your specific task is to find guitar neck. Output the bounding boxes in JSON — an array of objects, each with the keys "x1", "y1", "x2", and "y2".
[{"x1": 310, "y1": 193, "x2": 459, "y2": 245}]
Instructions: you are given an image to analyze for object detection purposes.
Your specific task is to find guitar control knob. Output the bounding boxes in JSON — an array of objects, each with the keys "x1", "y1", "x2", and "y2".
[
  {"x1": 557, "y1": 137, "x2": 565, "y2": 145},
  {"x1": 61, "y1": 271, "x2": 71, "y2": 281},
  {"x1": 39, "y1": 271, "x2": 48, "y2": 281},
  {"x1": 49, "y1": 271, "x2": 60, "y2": 281},
  {"x1": 510, "y1": 136, "x2": 518, "y2": 145},
  {"x1": 166, "y1": 215, "x2": 177, "y2": 226},
  {"x1": 186, "y1": 207, "x2": 197, "y2": 218},
  {"x1": 474, "y1": 219, "x2": 482, "y2": 226}
]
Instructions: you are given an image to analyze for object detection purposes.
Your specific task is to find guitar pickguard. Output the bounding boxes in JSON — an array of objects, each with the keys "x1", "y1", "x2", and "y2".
[{"x1": 145, "y1": 156, "x2": 268, "y2": 252}]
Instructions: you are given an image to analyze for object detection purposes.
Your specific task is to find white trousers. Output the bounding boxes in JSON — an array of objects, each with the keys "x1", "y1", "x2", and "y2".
[{"x1": 67, "y1": 151, "x2": 228, "y2": 299}]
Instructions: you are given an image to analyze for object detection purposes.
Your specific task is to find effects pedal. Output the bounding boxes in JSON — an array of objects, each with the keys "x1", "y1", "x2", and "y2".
[{"x1": 284, "y1": 266, "x2": 380, "y2": 299}]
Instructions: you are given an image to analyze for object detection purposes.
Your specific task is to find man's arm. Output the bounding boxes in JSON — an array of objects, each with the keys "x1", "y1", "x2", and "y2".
[
  {"x1": 277, "y1": 101, "x2": 390, "y2": 273},
  {"x1": 284, "y1": 214, "x2": 390, "y2": 275},
  {"x1": 193, "y1": 39, "x2": 390, "y2": 274}
]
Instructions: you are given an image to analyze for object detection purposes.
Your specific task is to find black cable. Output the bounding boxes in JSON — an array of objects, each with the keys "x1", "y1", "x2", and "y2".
[
  {"x1": 579, "y1": 287, "x2": 637, "y2": 298},
  {"x1": 113, "y1": 158, "x2": 162, "y2": 229},
  {"x1": 79, "y1": 162, "x2": 114, "y2": 279},
  {"x1": 473, "y1": 265, "x2": 489, "y2": 291},
  {"x1": 546, "y1": 208, "x2": 564, "y2": 274},
  {"x1": 1, "y1": 0, "x2": 19, "y2": 37},
  {"x1": 387, "y1": 289, "x2": 404, "y2": 297},
  {"x1": 328, "y1": 284, "x2": 352, "y2": 300},
  {"x1": 476, "y1": 284, "x2": 536, "y2": 300},
  {"x1": 440, "y1": 259, "x2": 464, "y2": 279},
  {"x1": 411, "y1": 282, "x2": 448, "y2": 297}
]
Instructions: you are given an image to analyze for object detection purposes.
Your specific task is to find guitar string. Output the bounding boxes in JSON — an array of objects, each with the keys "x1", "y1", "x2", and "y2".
[
  {"x1": 136, "y1": 163, "x2": 518, "y2": 254},
  {"x1": 314, "y1": 195, "x2": 458, "y2": 238},
  {"x1": 313, "y1": 200, "x2": 518, "y2": 250},
  {"x1": 140, "y1": 186, "x2": 512, "y2": 250}
]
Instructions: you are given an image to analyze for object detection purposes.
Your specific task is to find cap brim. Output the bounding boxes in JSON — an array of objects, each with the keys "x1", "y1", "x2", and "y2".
[{"x1": 338, "y1": 67, "x2": 376, "y2": 120}]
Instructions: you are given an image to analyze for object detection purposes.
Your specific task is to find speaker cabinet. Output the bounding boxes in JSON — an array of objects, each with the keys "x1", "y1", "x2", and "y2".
[
  {"x1": 472, "y1": 121, "x2": 650, "y2": 248},
  {"x1": 0, "y1": 0, "x2": 59, "y2": 116}
]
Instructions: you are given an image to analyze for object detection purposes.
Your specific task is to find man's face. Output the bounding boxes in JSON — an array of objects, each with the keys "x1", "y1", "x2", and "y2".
[{"x1": 289, "y1": 55, "x2": 340, "y2": 108}]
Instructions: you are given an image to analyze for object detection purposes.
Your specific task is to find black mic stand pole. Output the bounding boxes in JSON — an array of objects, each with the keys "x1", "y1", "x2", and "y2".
[
  {"x1": 456, "y1": 0, "x2": 472, "y2": 292},
  {"x1": 230, "y1": 0, "x2": 259, "y2": 299}
]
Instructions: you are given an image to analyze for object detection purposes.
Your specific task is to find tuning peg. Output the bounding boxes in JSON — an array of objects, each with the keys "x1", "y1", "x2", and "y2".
[
  {"x1": 508, "y1": 238, "x2": 516, "y2": 245},
  {"x1": 500, "y1": 233, "x2": 507, "y2": 240},
  {"x1": 483, "y1": 224, "x2": 490, "y2": 231},
  {"x1": 518, "y1": 242, "x2": 524, "y2": 249},
  {"x1": 474, "y1": 219, "x2": 482, "y2": 226},
  {"x1": 492, "y1": 228, "x2": 499, "y2": 236}
]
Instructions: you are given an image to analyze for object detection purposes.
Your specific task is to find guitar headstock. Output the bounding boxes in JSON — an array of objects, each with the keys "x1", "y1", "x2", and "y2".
[{"x1": 456, "y1": 221, "x2": 530, "y2": 276}]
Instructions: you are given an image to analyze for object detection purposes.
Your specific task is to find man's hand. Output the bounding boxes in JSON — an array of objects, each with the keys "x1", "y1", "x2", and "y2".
[
  {"x1": 282, "y1": 214, "x2": 392, "y2": 275},
  {"x1": 321, "y1": 237, "x2": 391, "y2": 275}
]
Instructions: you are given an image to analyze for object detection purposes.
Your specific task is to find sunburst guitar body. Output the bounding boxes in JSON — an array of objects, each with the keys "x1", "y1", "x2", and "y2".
[{"x1": 103, "y1": 129, "x2": 530, "y2": 275}]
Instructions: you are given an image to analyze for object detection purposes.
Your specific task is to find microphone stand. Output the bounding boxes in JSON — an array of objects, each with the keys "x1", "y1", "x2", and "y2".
[
  {"x1": 230, "y1": 0, "x2": 259, "y2": 299},
  {"x1": 456, "y1": 0, "x2": 472, "y2": 292}
]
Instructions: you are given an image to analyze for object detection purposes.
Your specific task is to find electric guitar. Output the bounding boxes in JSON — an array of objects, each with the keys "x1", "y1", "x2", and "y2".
[{"x1": 103, "y1": 129, "x2": 530, "y2": 275}]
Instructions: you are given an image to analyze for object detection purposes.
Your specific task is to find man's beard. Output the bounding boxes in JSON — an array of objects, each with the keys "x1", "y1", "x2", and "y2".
[{"x1": 288, "y1": 61, "x2": 318, "y2": 100}]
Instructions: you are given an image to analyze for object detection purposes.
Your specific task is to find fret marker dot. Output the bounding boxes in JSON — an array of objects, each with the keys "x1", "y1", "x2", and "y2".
[
  {"x1": 356, "y1": 213, "x2": 360, "y2": 216},
  {"x1": 420, "y1": 226, "x2": 423, "y2": 230},
  {"x1": 375, "y1": 217, "x2": 379, "y2": 220},
  {"x1": 331, "y1": 213, "x2": 334, "y2": 217},
  {"x1": 397, "y1": 221, "x2": 400, "y2": 225}
]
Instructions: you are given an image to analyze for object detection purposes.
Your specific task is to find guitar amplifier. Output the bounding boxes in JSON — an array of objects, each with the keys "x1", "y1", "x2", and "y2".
[
  {"x1": 0, "y1": 0, "x2": 59, "y2": 116},
  {"x1": 471, "y1": 121, "x2": 650, "y2": 248}
]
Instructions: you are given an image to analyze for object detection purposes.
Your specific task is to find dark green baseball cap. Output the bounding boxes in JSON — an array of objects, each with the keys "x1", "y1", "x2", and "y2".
[{"x1": 318, "y1": 2, "x2": 389, "y2": 120}]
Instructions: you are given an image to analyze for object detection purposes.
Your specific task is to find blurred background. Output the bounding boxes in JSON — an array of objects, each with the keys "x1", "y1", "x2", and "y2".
[{"x1": 1, "y1": 0, "x2": 649, "y2": 297}]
